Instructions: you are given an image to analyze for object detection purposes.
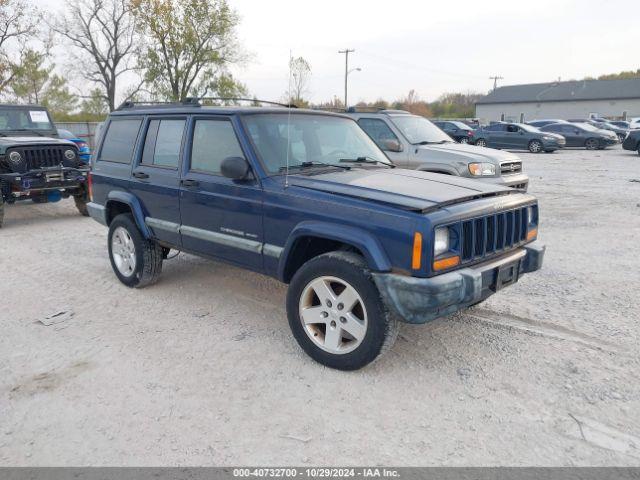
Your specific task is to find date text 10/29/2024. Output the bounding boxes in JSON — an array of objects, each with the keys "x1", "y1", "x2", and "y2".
[{"x1": 232, "y1": 468, "x2": 400, "y2": 478}]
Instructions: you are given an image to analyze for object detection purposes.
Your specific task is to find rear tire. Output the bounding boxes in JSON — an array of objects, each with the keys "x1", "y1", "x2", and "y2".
[
  {"x1": 528, "y1": 140, "x2": 543, "y2": 153},
  {"x1": 74, "y1": 195, "x2": 89, "y2": 216},
  {"x1": 459, "y1": 137, "x2": 469, "y2": 144},
  {"x1": 108, "y1": 213, "x2": 163, "y2": 288},
  {"x1": 286, "y1": 251, "x2": 399, "y2": 370}
]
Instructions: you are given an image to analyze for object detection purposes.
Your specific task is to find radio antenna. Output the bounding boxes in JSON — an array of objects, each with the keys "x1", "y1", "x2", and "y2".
[{"x1": 285, "y1": 50, "x2": 293, "y2": 188}]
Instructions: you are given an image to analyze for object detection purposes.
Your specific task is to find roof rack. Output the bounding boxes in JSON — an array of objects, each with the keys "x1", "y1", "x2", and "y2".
[{"x1": 116, "y1": 97, "x2": 297, "y2": 111}]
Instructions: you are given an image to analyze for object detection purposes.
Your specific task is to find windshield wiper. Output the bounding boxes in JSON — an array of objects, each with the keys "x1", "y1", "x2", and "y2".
[
  {"x1": 279, "y1": 161, "x2": 351, "y2": 172},
  {"x1": 339, "y1": 156, "x2": 394, "y2": 167}
]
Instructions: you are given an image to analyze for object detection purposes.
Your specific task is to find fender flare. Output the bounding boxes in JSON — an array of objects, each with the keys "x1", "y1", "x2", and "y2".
[
  {"x1": 278, "y1": 221, "x2": 392, "y2": 281},
  {"x1": 105, "y1": 191, "x2": 151, "y2": 238}
]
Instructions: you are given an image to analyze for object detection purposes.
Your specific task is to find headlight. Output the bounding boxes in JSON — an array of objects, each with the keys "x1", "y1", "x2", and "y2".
[
  {"x1": 434, "y1": 227, "x2": 450, "y2": 256},
  {"x1": 64, "y1": 149, "x2": 76, "y2": 160},
  {"x1": 468, "y1": 162, "x2": 495, "y2": 176},
  {"x1": 8, "y1": 151, "x2": 22, "y2": 164}
]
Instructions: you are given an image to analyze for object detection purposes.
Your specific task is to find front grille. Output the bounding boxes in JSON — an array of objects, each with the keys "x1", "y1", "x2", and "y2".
[
  {"x1": 460, "y1": 206, "x2": 529, "y2": 264},
  {"x1": 500, "y1": 161, "x2": 522, "y2": 175},
  {"x1": 20, "y1": 147, "x2": 68, "y2": 170}
]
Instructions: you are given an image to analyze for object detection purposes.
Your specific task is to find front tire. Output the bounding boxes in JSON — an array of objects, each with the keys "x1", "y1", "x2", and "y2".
[
  {"x1": 585, "y1": 138, "x2": 599, "y2": 150},
  {"x1": 74, "y1": 195, "x2": 89, "y2": 216},
  {"x1": 459, "y1": 137, "x2": 469, "y2": 144},
  {"x1": 286, "y1": 251, "x2": 399, "y2": 370},
  {"x1": 475, "y1": 138, "x2": 487, "y2": 147},
  {"x1": 528, "y1": 140, "x2": 543, "y2": 153},
  {"x1": 108, "y1": 213, "x2": 163, "y2": 288}
]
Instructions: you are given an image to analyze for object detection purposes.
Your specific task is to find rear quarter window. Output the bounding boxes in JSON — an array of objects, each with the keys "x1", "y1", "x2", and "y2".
[{"x1": 99, "y1": 118, "x2": 142, "y2": 164}]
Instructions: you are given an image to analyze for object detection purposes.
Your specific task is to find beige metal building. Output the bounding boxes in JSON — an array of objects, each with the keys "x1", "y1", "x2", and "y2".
[{"x1": 475, "y1": 78, "x2": 640, "y2": 122}]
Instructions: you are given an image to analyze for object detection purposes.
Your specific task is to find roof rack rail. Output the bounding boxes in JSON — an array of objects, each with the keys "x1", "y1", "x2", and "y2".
[
  {"x1": 186, "y1": 97, "x2": 298, "y2": 108},
  {"x1": 116, "y1": 97, "x2": 297, "y2": 111}
]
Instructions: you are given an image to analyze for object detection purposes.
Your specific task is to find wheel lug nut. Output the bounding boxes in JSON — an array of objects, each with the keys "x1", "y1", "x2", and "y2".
[
  {"x1": 330, "y1": 320, "x2": 336, "y2": 328},
  {"x1": 339, "y1": 317, "x2": 347, "y2": 324},
  {"x1": 321, "y1": 311, "x2": 328, "y2": 318},
  {"x1": 326, "y1": 300, "x2": 332, "y2": 307},
  {"x1": 337, "y1": 303, "x2": 344, "y2": 310}
]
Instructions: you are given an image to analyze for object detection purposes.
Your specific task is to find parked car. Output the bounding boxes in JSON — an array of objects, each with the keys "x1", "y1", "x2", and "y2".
[
  {"x1": 610, "y1": 121, "x2": 631, "y2": 129},
  {"x1": 526, "y1": 119, "x2": 569, "y2": 128},
  {"x1": 432, "y1": 120, "x2": 475, "y2": 143},
  {"x1": 540, "y1": 122, "x2": 619, "y2": 149},
  {"x1": 57, "y1": 128, "x2": 91, "y2": 163},
  {"x1": 0, "y1": 104, "x2": 90, "y2": 227},
  {"x1": 568, "y1": 119, "x2": 626, "y2": 143},
  {"x1": 87, "y1": 101, "x2": 545, "y2": 370},
  {"x1": 622, "y1": 129, "x2": 640, "y2": 154},
  {"x1": 348, "y1": 110, "x2": 528, "y2": 190},
  {"x1": 471, "y1": 122, "x2": 565, "y2": 153},
  {"x1": 628, "y1": 118, "x2": 640, "y2": 130}
]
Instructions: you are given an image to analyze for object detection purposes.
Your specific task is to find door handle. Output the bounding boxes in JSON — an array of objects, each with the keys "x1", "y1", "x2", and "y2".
[
  {"x1": 133, "y1": 171, "x2": 149, "y2": 179},
  {"x1": 181, "y1": 179, "x2": 200, "y2": 188}
]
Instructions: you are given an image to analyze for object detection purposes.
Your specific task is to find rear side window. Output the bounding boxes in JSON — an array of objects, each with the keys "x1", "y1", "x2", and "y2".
[
  {"x1": 100, "y1": 119, "x2": 142, "y2": 163},
  {"x1": 190, "y1": 119, "x2": 244, "y2": 175},
  {"x1": 141, "y1": 119, "x2": 186, "y2": 168},
  {"x1": 357, "y1": 118, "x2": 399, "y2": 149},
  {"x1": 487, "y1": 124, "x2": 506, "y2": 132}
]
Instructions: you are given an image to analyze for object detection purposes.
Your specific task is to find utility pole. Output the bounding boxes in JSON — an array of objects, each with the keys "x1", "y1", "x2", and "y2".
[
  {"x1": 489, "y1": 75, "x2": 503, "y2": 91},
  {"x1": 339, "y1": 48, "x2": 355, "y2": 108}
]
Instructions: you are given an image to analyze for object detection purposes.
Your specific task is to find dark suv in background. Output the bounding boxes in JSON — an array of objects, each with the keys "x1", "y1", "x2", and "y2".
[
  {"x1": 87, "y1": 100, "x2": 544, "y2": 370},
  {"x1": 0, "y1": 104, "x2": 89, "y2": 227},
  {"x1": 472, "y1": 122, "x2": 565, "y2": 153}
]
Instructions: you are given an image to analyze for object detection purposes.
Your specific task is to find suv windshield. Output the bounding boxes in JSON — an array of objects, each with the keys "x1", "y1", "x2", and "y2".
[
  {"x1": 243, "y1": 113, "x2": 391, "y2": 174},
  {"x1": 0, "y1": 107, "x2": 54, "y2": 132},
  {"x1": 390, "y1": 115, "x2": 452, "y2": 144}
]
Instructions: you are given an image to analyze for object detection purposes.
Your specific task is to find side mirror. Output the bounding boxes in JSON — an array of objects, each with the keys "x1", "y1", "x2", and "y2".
[
  {"x1": 383, "y1": 139, "x2": 403, "y2": 153},
  {"x1": 221, "y1": 156, "x2": 251, "y2": 180}
]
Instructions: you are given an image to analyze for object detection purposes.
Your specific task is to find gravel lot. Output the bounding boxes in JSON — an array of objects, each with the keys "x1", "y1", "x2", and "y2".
[{"x1": 1, "y1": 146, "x2": 639, "y2": 466}]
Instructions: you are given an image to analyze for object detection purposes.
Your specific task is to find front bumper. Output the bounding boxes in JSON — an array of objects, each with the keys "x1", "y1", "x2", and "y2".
[
  {"x1": 373, "y1": 243, "x2": 545, "y2": 324},
  {"x1": 0, "y1": 167, "x2": 89, "y2": 198},
  {"x1": 479, "y1": 172, "x2": 529, "y2": 191},
  {"x1": 542, "y1": 138, "x2": 565, "y2": 150}
]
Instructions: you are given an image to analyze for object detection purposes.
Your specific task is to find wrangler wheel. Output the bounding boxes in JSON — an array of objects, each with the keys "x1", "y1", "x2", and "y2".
[
  {"x1": 74, "y1": 195, "x2": 89, "y2": 216},
  {"x1": 108, "y1": 213, "x2": 163, "y2": 288},
  {"x1": 286, "y1": 251, "x2": 399, "y2": 370}
]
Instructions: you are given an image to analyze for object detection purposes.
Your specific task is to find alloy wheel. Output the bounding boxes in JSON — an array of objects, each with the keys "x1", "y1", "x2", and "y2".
[
  {"x1": 298, "y1": 276, "x2": 368, "y2": 355},
  {"x1": 111, "y1": 226, "x2": 137, "y2": 277}
]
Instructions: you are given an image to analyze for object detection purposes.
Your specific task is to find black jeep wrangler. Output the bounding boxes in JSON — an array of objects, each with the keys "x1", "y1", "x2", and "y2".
[{"x1": 0, "y1": 104, "x2": 90, "y2": 227}]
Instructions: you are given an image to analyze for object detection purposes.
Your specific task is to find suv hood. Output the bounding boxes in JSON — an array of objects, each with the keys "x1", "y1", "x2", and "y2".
[
  {"x1": 287, "y1": 168, "x2": 515, "y2": 212},
  {"x1": 417, "y1": 141, "x2": 519, "y2": 163},
  {"x1": 0, "y1": 136, "x2": 75, "y2": 154}
]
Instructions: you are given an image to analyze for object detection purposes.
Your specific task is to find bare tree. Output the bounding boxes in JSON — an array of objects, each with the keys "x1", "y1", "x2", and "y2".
[
  {"x1": 0, "y1": 0, "x2": 39, "y2": 95},
  {"x1": 52, "y1": 0, "x2": 140, "y2": 111},
  {"x1": 289, "y1": 56, "x2": 311, "y2": 105}
]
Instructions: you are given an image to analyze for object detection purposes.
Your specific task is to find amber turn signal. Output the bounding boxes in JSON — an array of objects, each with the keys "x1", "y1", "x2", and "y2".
[
  {"x1": 433, "y1": 255, "x2": 460, "y2": 271},
  {"x1": 411, "y1": 232, "x2": 423, "y2": 270},
  {"x1": 526, "y1": 228, "x2": 537, "y2": 241}
]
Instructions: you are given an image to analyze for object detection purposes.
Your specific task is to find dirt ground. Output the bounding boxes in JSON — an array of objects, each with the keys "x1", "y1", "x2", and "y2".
[{"x1": 1, "y1": 146, "x2": 639, "y2": 466}]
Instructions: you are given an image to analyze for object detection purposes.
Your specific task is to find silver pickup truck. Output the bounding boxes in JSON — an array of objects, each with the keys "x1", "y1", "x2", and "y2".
[{"x1": 347, "y1": 109, "x2": 529, "y2": 190}]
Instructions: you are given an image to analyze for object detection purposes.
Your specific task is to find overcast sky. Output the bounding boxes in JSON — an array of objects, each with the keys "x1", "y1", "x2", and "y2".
[{"x1": 39, "y1": 0, "x2": 640, "y2": 104}]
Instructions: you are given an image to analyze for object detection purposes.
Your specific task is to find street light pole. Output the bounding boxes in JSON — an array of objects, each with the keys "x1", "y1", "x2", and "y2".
[{"x1": 339, "y1": 48, "x2": 355, "y2": 108}]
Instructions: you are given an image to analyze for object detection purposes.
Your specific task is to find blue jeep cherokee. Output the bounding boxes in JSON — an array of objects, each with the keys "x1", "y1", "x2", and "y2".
[{"x1": 87, "y1": 101, "x2": 545, "y2": 370}]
